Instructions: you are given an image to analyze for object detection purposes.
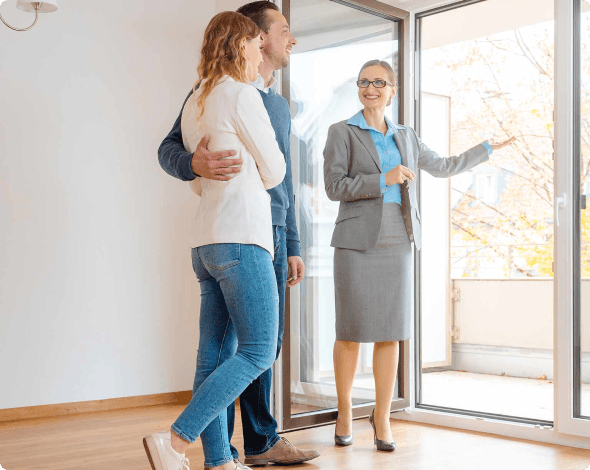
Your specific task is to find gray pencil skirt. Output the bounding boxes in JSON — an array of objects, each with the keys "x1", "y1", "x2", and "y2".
[{"x1": 333, "y1": 203, "x2": 412, "y2": 343}]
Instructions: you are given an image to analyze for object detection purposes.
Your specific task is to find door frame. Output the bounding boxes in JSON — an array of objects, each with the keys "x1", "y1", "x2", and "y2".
[
  {"x1": 275, "y1": 0, "x2": 411, "y2": 433},
  {"x1": 554, "y1": 0, "x2": 590, "y2": 438}
]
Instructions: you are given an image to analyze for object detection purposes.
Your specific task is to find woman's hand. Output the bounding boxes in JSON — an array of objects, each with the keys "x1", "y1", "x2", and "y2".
[
  {"x1": 487, "y1": 136, "x2": 516, "y2": 151},
  {"x1": 385, "y1": 165, "x2": 416, "y2": 186}
]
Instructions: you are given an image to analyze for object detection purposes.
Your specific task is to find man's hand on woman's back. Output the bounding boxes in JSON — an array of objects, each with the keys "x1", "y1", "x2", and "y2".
[{"x1": 191, "y1": 134, "x2": 243, "y2": 180}]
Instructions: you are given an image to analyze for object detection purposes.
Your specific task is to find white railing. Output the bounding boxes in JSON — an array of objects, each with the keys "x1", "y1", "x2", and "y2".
[
  {"x1": 451, "y1": 278, "x2": 590, "y2": 381},
  {"x1": 451, "y1": 243, "x2": 553, "y2": 279}
]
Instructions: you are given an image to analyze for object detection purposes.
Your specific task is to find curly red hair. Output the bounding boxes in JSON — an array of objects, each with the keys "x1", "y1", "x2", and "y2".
[{"x1": 195, "y1": 11, "x2": 260, "y2": 119}]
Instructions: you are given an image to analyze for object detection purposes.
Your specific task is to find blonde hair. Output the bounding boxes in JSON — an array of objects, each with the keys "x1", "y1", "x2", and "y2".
[{"x1": 195, "y1": 11, "x2": 260, "y2": 119}]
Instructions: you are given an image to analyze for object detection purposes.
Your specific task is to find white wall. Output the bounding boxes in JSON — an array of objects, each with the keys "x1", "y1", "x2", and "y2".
[
  {"x1": 0, "y1": 0, "x2": 251, "y2": 410},
  {"x1": 451, "y1": 279, "x2": 590, "y2": 381},
  {"x1": 454, "y1": 279, "x2": 590, "y2": 351},
  {"x1": 453, "y1": 280, "x2": 554, "y2": 350}
]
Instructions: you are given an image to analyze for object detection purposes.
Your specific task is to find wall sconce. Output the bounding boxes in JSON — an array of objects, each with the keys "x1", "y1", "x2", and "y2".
[{"x1": 0, "y1": 1, "x2": 58, "y2": 32}]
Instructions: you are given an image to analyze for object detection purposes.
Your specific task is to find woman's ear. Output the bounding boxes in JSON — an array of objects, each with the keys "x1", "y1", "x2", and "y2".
[{"x1": 387, "y1": 86, "x2": 397, "y2": 106}]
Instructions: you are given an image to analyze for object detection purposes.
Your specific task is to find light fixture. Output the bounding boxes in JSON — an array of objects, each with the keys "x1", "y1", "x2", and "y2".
[{"x1": 0, "y1": 1, "x2": 58, "y2": 32}]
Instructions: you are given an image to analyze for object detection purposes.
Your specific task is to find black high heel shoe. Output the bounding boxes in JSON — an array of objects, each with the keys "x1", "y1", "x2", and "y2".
[
  {"x1": 334, "y1": 432, "x2": 353, "y2": 446},
  {"x1": 334, "y1": 414, "x2": 354, "y2": 446},
  {"x1": 369, "y1": 409, "x2": 396, "y2": 452}
]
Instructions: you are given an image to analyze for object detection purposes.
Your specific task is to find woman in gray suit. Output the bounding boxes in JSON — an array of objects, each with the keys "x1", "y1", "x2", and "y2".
[{"x1": 323, "y1": 60, "x2": 514, "y2": 452}]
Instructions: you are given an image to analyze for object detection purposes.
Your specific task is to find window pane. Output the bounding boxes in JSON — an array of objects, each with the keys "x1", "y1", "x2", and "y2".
[
  {"x1": 289, "y1": 0, "x2": 400, "y2": 415},
  {"x1": 419, "y1": 0, "x2": 554, "y2": 422}
]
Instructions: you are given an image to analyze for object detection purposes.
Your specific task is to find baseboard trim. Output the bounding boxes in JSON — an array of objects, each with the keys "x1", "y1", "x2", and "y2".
[
  {"x1": 451, "y1": 343, "x2": 583, "y2": 381},
  {"x1": 0, "y1": 390, "x2": 193, "y2": 423}
]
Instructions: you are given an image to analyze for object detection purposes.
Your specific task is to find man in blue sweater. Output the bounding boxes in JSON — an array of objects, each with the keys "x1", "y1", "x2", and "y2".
[{"x1": 158, "y1": 2, "x2": 319, "y2": 468}]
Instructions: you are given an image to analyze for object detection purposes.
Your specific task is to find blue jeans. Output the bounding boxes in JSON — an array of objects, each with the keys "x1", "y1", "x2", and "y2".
[
  {"x1": 197, "y1": 226, "x2": 288, "y2": 466},
  {"x1": 171, "y1": 242, "x2": 279, "y2": 467}
]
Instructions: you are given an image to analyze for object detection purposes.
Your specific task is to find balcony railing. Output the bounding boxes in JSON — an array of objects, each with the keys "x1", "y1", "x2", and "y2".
[{"x1": 451, "y1": 243, "x2": 553, "y2": 279}]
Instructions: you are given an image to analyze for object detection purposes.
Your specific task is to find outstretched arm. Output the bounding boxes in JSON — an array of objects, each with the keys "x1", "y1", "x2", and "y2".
[{"x1": 411, "y1": 127, "x2": 491, "y2": 178}]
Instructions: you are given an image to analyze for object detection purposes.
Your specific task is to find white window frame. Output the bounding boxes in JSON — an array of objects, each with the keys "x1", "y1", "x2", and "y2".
[{"x1": 553, "y1": 0, "x2": 590, "y2": 439}]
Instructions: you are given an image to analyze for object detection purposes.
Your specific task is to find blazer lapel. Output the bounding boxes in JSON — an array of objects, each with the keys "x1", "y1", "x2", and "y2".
[
  {"x1": 349, "y1": 125, "x2": 382, "y2": 172},
  {"x1": 392, "y1": 129, "x2": 409, "y2": 168}
]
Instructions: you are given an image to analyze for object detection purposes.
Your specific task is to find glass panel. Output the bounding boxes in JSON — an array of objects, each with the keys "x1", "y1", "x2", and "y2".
[
  {"x1": 579, "y1": 0, "x2": 590, "y2": 419},
  {"x1": 419, "y1": 0, "x2": 555, "y2": 422},
  {"x1": 288, "y1": 0, "x2": 400, "y2": 415}
]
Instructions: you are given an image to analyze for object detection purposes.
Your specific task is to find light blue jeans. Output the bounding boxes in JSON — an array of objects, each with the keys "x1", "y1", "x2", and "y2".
[
  {"x1": 171, "y1": 243, "x2": 279, "y2": 466},
  {"x1": 199, "y1": 226, "x2": 288, "y2": 466}
]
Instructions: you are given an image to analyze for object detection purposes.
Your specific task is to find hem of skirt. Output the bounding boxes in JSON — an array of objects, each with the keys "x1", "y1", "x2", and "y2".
[{"x1": 335, "y1": 336, "x2": 411, "y2": 343}]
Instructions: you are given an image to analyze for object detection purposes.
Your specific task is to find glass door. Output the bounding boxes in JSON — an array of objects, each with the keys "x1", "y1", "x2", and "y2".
[
  {"x1": 552, "y1": 0, "x2": 590, "y2": 438},
  {"x1": 277, "y1": 0, "x2": 410, "y2": 431},
  {"x1": 413, "y1": 0, "x2": 590, "y2": 439},
  {"x1": 415, "y1": 0, "x2": 556, "y2": 425},
  {"x1": 576, "y1": 0, "x2": 590, "y2": 422}
]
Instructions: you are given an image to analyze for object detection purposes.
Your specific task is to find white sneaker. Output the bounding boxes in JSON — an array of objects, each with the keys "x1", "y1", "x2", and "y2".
[
  {"x1": 143, "y1": 430, "x2": 190, "y2": 470},
  {"x1": 234, "y1": 459, "x2": 252, "y2": 470}
]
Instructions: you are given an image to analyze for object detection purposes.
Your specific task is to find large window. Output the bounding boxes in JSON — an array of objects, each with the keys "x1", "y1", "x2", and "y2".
[
  {"x1": 280, "y1": 0, "x2": 407, "y2": 430},
  {"x1": 417, "y1": 0, "x2": 555, "y2": 423}
]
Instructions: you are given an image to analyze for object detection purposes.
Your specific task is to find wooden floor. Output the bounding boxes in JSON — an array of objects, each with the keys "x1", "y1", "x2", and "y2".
[{"x1": 2, "y1": 404, "x2": 590, "y2": 470}]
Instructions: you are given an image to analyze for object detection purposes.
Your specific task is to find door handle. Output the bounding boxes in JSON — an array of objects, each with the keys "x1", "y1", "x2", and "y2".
[{"x1": 555, "y1": 193, "x2": 567, "y2": 227}]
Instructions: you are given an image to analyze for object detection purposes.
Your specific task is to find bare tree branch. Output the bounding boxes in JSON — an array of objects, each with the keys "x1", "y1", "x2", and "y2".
[{"x1": 514, "y1": 29, "x2": 550, "y2": 78}]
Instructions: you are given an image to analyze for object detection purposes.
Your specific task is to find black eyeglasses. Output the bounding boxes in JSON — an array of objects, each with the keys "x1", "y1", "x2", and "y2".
[{"x1": 356, "y1": 79, "x2": 394, "y2": 88}]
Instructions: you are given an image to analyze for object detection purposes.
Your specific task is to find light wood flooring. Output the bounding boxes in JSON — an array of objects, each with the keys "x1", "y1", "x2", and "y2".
[{"x1": 1, "y1": 403, "x2": 590, "y2": 470}]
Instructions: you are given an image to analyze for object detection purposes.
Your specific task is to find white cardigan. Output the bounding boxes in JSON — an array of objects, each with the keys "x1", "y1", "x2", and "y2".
[{"x1": 181, "y1": 76, "x2": 286, "y2": 259}]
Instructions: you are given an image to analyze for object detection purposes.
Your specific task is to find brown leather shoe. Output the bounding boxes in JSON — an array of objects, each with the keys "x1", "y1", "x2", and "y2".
[{"x1": 243, "y1": 437, "x2": 320, "y2": 466}]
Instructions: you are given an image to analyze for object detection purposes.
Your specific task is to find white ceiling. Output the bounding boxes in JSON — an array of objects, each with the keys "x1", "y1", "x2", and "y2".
[
  {"x1": 421, "y1": 0, "x2": 553, "y2": 50},
  {"x1": 292, "y1": 0, "x2": 390, "y2": 37},
  {"x1": 289, "y1": 0, "x2": 590, "y2": 53},
  {"x1": 379, "y1": 0, "x2": 473, "y2": 13},
  {"x1": 380, "y1": 0, "x2": 590, "y2": 13}
]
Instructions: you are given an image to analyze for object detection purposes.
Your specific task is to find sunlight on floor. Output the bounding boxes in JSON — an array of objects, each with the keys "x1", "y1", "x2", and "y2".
[{"x1": 300, "y1": 371, "x2": 590, "y2": 422}]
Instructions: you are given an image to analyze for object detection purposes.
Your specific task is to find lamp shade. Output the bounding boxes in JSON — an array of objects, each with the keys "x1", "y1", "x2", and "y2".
[{"x1": 16, "y1": 0, "x2": 58, "y2": 13}]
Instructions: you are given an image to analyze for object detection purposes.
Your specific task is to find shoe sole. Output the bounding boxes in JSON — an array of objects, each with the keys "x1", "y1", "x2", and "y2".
[
  {"x1": 334, "y1": 441, "x2": 353, "y2": 447},
  {"x1": 244, "y1": 454, "x2": 320, "y2": 467},
  {"x1": 143, "y1": 436, "x2": 160, "y2": 470}
]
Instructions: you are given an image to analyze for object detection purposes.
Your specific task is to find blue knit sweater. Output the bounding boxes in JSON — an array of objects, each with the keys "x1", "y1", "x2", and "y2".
[{"x1": 158, "y1": 87, "x2": 301, "y2": 258}]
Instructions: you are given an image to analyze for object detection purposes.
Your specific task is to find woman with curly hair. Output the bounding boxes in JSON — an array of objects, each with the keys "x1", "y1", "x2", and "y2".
[{"x1": 143, "y1": 11, "x2": 286, "y2": 470}]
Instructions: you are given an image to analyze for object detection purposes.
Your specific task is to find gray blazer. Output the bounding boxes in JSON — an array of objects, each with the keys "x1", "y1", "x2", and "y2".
[{"x1": 323, "y1": 120, "x2": 490, "y2": 251}]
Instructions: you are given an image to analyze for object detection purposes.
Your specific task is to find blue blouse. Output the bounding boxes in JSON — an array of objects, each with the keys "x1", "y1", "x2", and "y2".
[
  {"x1": 347, "y1": 110, "x2": 494, "y2": 205},
  {"x1": 347, "y1": 110, "x2": 404, "y2": 205}
]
